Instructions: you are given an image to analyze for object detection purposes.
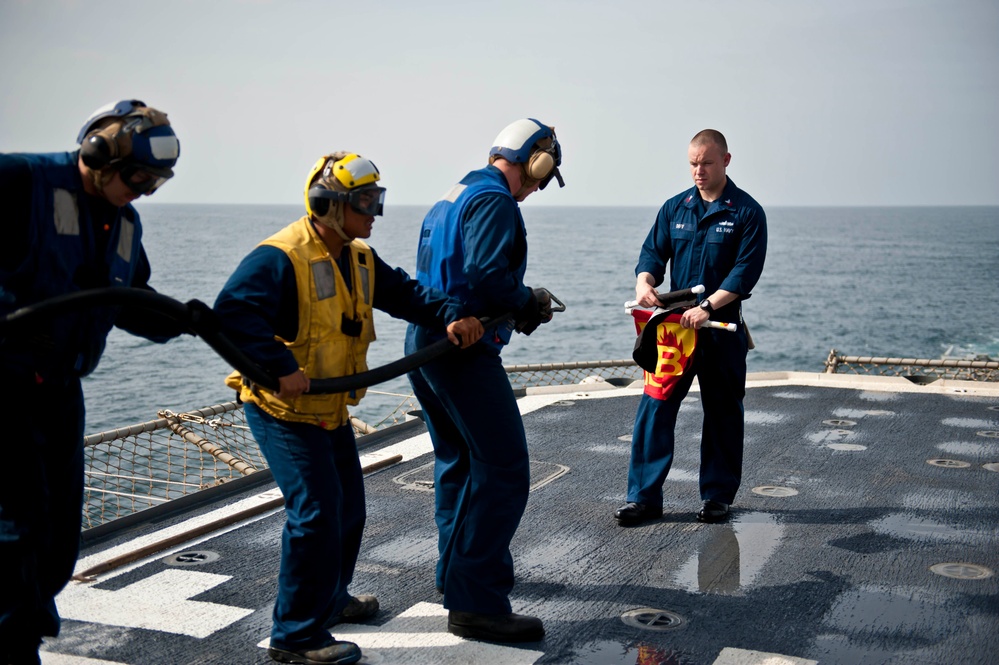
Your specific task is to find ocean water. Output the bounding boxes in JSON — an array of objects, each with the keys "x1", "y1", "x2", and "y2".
[{"x1": 82, "y1": 204, "x2": 999, "y2": 434}]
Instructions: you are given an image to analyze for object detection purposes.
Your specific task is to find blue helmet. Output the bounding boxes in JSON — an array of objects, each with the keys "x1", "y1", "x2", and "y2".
[
  {"x1": 78, "y1": 100, "x2": 180, "y2": 186},
  {"x1": 489, "y1": 118, "x2": 564, "y2": 189}
]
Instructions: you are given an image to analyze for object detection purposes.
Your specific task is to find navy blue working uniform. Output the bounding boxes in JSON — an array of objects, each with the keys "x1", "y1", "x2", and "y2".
[
  {"x1": 405, "y1": 164, "x2": 534, "y2": 614},
  {"x1": 0, "y1": 153, "x2": 184, "y2": 656},
  {"x1": 628, "y1": 177, "x2": 767, "y2": 508}
]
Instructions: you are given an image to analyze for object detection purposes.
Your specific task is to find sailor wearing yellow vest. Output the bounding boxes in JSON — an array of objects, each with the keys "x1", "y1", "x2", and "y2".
[{"x1": 213, "y1": 152, "x2": 483, "y2": 665}]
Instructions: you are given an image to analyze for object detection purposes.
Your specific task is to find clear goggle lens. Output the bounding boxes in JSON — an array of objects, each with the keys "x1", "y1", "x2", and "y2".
[{"x1": 348, "y1": 187, "x2": 386, "y2": 216}]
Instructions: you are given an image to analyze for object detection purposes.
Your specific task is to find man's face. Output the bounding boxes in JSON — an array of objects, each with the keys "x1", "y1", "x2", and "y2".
[
  {"x1": 688, "y1": 142, "x2": 730, "y2": 195},
  {"x1": 99, "y1": 170, "x2": 143, "y2": 207},
  {"x1": 514, "y1": 177, "x2": 541, "y2": 202},
  {"x1": 342, "y1": 200, "x2": 374, "y2": 239}
]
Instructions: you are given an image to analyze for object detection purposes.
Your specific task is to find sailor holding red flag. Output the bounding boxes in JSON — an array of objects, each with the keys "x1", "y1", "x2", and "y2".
[{"x1": 615, "y1": 129, "x2": 767, "y2": 526}]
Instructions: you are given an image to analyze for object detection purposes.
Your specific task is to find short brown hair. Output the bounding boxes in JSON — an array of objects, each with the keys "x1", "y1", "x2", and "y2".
[{"x1": 690, "y1": 129, "x2": 728, "y2": 154}]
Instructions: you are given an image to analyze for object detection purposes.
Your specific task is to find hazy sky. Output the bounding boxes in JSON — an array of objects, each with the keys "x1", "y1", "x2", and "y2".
[{"x1": 2, "y1": 0, "x2": 996, "y2": 207}]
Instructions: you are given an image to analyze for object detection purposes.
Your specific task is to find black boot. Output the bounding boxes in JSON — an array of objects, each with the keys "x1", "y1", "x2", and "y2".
[{"x1": 448, "y1": 610, "x2": 545, "y2": 643}]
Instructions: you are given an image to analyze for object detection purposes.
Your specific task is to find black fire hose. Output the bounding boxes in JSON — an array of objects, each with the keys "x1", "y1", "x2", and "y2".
[{"x1": 0, "y1": 287, "x2": 514, "y2": 395}]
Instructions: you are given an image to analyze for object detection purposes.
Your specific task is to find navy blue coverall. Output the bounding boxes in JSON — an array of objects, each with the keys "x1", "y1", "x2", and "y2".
[
  {"x1": 627, "y1": 177, "x2": 767, "y2": 508},
  {"x1": 0, "y1": 152, "x2": 183, "y2": 656},
  {"x1": 406, "y1": 165, "x2": 535, "y2": 614}
]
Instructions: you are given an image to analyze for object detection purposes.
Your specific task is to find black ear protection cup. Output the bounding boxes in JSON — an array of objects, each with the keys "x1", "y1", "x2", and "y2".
[
  {"x1": 526, "y1": 150, "x2": 555, "y2": 181},
  {"x1": 308, "y1": 184, "x2": 334, "y2": 218},
  {"x1": 80, "y1": 129, "x2": 119, "y2": 170}
]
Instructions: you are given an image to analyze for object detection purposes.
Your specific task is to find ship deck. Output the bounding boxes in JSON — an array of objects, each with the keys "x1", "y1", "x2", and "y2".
[{"x1": 48, "y1": 372, "x2": 999, "y2": 665}]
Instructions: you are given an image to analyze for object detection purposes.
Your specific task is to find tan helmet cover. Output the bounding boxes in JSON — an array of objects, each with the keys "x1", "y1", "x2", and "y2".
[{"x1": 85, "y1": 106, "x2": 171, "y2": 165}]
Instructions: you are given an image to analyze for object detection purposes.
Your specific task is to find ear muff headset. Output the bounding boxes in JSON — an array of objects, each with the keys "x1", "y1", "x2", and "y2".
[
  {"x1": 308, "y1": 181, "x2": 334, "y2": 218},
  {"x1": 526, "y1": 149, "x2": 556, "y2": 181},
  {"x1": 79, "y1": 125, "x2": 123, "y2": 170}
]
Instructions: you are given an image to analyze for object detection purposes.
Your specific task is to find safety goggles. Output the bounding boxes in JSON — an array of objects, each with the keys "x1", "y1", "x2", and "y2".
[
  {"x1": 310, "y1": 185, "x2": 386, "y2": 217},
  {"x1": 118, "y1": 163, "x2": 171, "y2": 195},
  {"x1": 348, "y1": 186, "x2": 386, "y2": 216}
]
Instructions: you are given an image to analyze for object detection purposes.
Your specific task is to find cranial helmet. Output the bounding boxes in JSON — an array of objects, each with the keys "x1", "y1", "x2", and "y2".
[
  {"x1": 305, "y1": 152, "x2": 386, "y2": 241},
  {"x1": 489, "y1": 118, "x2": 564, "y2": 190},
  {"x1": 77, "y1": 99, "x2": 180, "y2": 194}
]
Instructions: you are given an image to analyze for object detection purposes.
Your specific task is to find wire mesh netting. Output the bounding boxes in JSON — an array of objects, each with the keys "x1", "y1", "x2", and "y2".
[{"x1": 81, "y1": 361, "x2": 643, "y2": 529}]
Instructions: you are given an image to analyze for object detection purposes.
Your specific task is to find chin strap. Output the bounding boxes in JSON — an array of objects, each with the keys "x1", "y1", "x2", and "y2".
[{"x1": 316, "y1": 215, "x2": 351, "y2": 242}]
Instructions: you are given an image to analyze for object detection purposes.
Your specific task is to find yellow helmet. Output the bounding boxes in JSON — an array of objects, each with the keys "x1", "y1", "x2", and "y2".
[{"x1": 304, "y1": 152, "x2": 385, "y2": 224}]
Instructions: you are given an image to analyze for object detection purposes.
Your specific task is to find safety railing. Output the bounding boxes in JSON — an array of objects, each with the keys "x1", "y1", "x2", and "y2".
[
  {"x1": 82, "y1": 360, "x2": 642, "y2": 529},
  {"x1": 823, "y1": 349, "x2": 998, "y2": 382}
]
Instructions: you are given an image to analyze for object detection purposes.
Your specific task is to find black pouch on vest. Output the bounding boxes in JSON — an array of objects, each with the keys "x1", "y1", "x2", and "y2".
[{"x1": 341, "y1": 313, "x2": 363, "y2": 337}]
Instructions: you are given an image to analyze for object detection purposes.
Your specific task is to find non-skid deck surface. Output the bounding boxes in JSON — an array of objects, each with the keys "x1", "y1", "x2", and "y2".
[{"x1": 49, "y1": 377, "x2": 999, "y2": 664}]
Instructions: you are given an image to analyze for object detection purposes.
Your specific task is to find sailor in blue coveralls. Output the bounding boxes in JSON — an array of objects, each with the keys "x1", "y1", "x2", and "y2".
[
  {"x1": 615, "y1": 129, "x2": 767, "y2": 527},
  {"x1": 0, "y1": 100, "x2": 182, "y2": 665},
  {"x1": 406, "y1": 119, "x2": 564, "y2": 643}
]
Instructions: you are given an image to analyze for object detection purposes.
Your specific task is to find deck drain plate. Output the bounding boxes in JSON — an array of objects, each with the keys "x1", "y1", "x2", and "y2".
[
  {"x1": 163, "y1": 550, "x2": 220, "y2": 567},
  {"x1": 620, "y1": 608, "x2": 686, "y2": 631},
  {"x1": 927, "y1": 458, "x2": 971, "y2": 468},
  {"x1": 930, "y1": 562, "x2": 993, "y2": 580},
  {"x1": 822, "y1": 419, "x2": 856, "y2": 427},
  {"x1": 752, "y1": 485, "x2": 798, "y2": 497}
]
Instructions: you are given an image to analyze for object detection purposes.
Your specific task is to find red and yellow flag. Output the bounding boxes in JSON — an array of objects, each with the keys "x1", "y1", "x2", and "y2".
[{"x1": 631, "y1": 309, "x2": 697, "y2": 401}]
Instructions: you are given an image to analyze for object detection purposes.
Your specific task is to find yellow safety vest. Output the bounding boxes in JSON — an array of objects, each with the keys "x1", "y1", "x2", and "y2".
[{"x1": 226, "y1": 216, "x2": 376, "y2": 429}]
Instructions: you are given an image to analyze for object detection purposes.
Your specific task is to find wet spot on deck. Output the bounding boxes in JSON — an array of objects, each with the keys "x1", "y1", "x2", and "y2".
[
  {"x1": 869, "y1": 513, "x2": 975, "y2": 542},
  {"x1": 673, "y1": 512, "x2": 783, "y2": 594},
  {"x1": 569, "y1": 640, "x2": 687, "y2": 665},
  {"x1": 823, "y1": 584, "x2": 955, "y2": 638}
]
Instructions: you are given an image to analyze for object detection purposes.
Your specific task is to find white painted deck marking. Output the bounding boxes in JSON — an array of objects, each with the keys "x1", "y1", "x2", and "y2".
[
  {"x1": 257, "y1": 602, "x2": 543, "y2": 664},
  {"x1": 57, "y1": 569, "x2": 253, "y2": 638},
  {"x1": 713, "y1": 646, "x2": 817, "y2": 665},
  {"x1": 41, "y1": 654, "x2": 127, "y2": 665}
]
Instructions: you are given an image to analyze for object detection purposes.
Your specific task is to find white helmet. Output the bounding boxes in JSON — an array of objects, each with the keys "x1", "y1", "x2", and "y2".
[{"x1": 489, "y1": 118, "x2": 564, "y2": 189}]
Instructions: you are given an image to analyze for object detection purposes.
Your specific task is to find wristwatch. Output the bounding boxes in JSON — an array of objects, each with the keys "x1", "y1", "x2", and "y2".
[{"x1": 698, "y1": 300, "x2": 714, "y2": 314}]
